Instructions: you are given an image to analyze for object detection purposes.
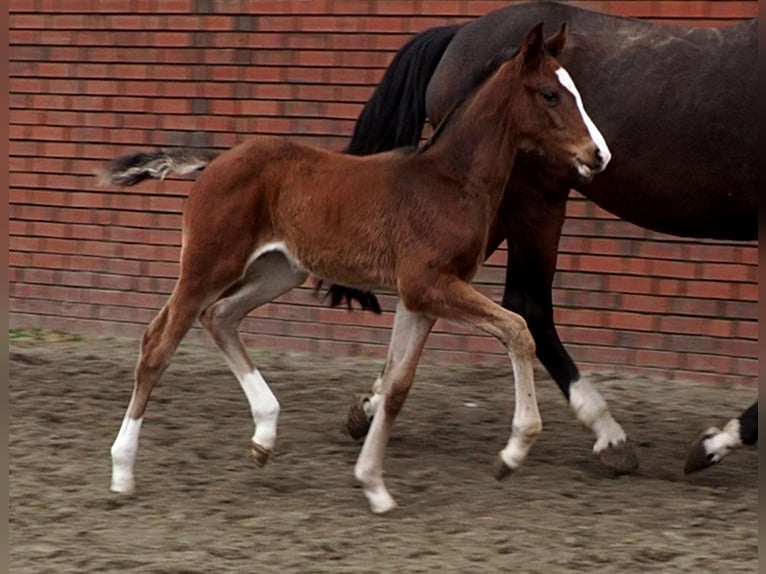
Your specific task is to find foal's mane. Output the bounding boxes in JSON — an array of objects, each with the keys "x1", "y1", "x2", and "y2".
[{"x1": 418, "y1": 46, "x2": 520, "y2": 153}]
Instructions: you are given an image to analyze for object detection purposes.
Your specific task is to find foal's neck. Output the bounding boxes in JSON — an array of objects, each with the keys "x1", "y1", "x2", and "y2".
[{"x1": 420, "y1": 61, "x2": 523, "y2": 211}]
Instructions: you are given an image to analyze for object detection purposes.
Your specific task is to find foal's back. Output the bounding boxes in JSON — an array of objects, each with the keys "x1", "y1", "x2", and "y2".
[{"x1": 185, "y1": 135, "x2": 479, "y2": 290}]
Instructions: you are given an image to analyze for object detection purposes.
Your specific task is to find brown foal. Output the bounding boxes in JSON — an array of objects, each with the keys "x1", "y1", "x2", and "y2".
[{"x1": 98, "y1": 23, "x2": 609, "y2": 513}]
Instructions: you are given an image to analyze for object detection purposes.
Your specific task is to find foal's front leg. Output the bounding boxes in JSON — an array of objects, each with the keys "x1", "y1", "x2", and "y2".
[
  {"x1": 402, "y1": 278, "x2": 543, "y2": 477},
  {"x1": 500, "y1": 193, "x2": 637, "y2": 473},
  {"x1": 354, "y1": 301, "x2": 435, "y2": 514}
]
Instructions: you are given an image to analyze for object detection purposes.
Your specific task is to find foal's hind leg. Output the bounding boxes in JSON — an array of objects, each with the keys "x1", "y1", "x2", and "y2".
[
  {"x1": 346, "y1": 368, "x2": 385, "y2": 439},
  {"x1": 199, "y1": 251, "x2": 308, "y2": 466},
  {"x1": 110, "y1": 281, "x2": 209, "y2": 493}
]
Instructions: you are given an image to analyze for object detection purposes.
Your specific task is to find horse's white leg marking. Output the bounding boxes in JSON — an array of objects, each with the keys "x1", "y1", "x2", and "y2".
[
  {"x1": 356, "y1": 402, "x2": 399, "y2": 514},
  {"x1": 498, "y1": 333, "x2": 542, "y2": 472},
  {"x1": 363, "y1": 376, "x2": 384, "y2": 418},
  {"x1": 699, "y1": 419, "x2": 743, "y2": 465},
  {"x1": 569, "y1": 377, "x2": 626, "y2": 453},
  {"x1": 199, "y1": 248, "x2": 308, "y2": 457},
  {"x1": 241, "y1": 370, "x2": 280, "y2": 450},
  {"x1": 110, "y1": 413, "x2": 143, "y2": 493},
  {"x1": 555, "y1": 67, "x2": 612, "y2": 171},
  {"x1": 354, "y1": 301, "x2": 435, "y2": 514}
]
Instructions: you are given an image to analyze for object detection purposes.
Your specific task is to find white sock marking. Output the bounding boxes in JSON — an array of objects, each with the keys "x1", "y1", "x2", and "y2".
[
  {"x1": 500, "y1": 431, "x2": 536, "y2": 470},
  {"x1": 354, "y1": 400, "x2": 397, "y2": 514},
  {"x1": 110, "y1": 415, "x2": 143, "y2": 493},
  {"x1": 240, "y1": 370, "x2": 280, "y2": 450},
  {"x1": 555, "y1": 67, "x2": 612, "y2": 170},
  {"x1": 703, "y1": 419, "x2": 742, "y2": 463},
  {"x1": 570, "y1": 377, "x2": 626, "y2": 453}
]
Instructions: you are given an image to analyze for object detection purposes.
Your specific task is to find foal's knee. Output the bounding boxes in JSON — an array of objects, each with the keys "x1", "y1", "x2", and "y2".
[{"x1": 504, "y1": 316, "x2": 536, "y2": 358}]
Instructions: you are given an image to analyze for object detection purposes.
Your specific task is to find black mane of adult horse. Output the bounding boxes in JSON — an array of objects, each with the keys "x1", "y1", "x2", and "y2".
[{"x1": 334, "y1": 1, "x2": 757, "y2": 473}]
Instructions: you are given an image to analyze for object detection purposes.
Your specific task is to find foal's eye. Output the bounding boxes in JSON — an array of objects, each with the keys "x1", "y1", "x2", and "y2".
[{"x1": 541, "y1": 89, "x2": 560, "y2": 106}]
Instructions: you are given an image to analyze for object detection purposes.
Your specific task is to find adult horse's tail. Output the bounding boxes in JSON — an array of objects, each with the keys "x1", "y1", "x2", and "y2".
[
  {"x1": 344, "y1": 24, "x2": 460, "y2": 156},
  {"x1": 324, "y1": 24, "x2": 460, "y2": 313}
]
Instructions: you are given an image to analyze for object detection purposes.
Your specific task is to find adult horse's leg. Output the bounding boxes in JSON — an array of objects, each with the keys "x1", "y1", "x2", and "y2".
[
  {"x1": 500, "y1": 189, "x2": 638, "y2": 474},
  {"x1": 685, "y1": 401, "x2": 758, "y2": 473},
  {"x1": 110, "y1": 277, "x2": 210, "y2": 493},
  {"x1": 198, "y1": 251, "x2": 309, "y2": 465},
  {"x1": 355, "y1": 301, "x2": 436, "y2": 513}
]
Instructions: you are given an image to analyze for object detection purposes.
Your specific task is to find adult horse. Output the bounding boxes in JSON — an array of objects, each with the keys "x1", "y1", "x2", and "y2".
[
  {"x1": 98, "y1": 24, "x2": 611, "y2": 513},
  {"x1": 332, "y1": 1, "x2": 757, "y2": 474}
]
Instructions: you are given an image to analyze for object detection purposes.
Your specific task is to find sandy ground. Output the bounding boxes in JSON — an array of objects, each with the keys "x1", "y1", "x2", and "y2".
[{"x1": 9, "y1": 332, "x2": 757, "y2": 573}]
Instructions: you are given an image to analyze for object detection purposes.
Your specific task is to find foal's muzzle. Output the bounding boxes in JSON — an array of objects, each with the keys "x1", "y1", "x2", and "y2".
[{"x1": 575, "y1": 148, "x2": 608, "y2": 180}]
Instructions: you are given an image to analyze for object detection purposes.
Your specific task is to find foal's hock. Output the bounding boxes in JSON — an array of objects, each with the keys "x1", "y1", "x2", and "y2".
[{"x1": 97, "y1": 23, "x2": 609, "y2": 514}]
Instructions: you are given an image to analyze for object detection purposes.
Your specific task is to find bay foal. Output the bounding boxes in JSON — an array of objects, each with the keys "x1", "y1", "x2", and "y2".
[{"x1": 98, "y1": 23, "x2": 610, "y2": 513}]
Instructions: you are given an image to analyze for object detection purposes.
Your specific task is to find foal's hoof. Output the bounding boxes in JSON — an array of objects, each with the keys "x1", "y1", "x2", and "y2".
[
  {"x1": 597, "y1": 440, "x2": 639, "y2": 475},
  {"x1": 250, "y1": 441, "x2": 272, "y2": 467},
  {"x1": 684, "y1": 430, "x2": 717, "y2": 474},
  {"x1": 492, "y1": 456, "x2": 514, "y2": 481},
  {"x1": 347, "y1": 394, "x2": 373, "y2": 440}
]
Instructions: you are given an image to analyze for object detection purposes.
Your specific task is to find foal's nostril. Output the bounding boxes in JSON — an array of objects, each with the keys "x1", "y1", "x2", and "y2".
[{"x1": 592, "y1": 150, "x2": 604, "y2": 172}]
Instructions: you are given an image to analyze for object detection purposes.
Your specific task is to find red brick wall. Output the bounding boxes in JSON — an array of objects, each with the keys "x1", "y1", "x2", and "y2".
[{"x1": 9, "y1": 1, "x2": 758, "y2": 386}]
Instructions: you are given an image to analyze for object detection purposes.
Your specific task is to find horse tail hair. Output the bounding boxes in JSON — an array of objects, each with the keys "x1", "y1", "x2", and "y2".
[
  {"x1": 322, "y1": 24, "x2": 459, "y2": 315},
  {"x1": 95, "y1": 147, "x2": 220, "y2": 187},
  {"x1": 345, "y1": 23, "x2": 461, "y2": 156}
]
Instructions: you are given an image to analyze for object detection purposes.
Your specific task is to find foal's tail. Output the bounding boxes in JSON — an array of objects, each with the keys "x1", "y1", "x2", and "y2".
[
  {"x1": 344, "y1": 23, "x2": 460, "y2": 155},
  {"x1": 95, "y1": 148, "x2": 220, "y2": 187}
]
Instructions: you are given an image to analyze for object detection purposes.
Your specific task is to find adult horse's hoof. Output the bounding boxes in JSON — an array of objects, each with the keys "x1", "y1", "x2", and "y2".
[
  {"x1": 597, "y1": 440, "x2": 639, "y2": 474},
  {"x1": 684, "y1": 430, "x2": 717, "y2": 474},
  {"x1": 347, "y1": 394, "x2": 373, "y2": 439},
  {"x1": 250, "y1": 441, "x2": 272, "y2": 467},
  {"x1": 492, "y1": 456, "x2": 514, "y2": 481}
]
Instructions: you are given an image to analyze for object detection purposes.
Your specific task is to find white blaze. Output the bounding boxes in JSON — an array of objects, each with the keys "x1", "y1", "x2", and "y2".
[{"x1": 555, "y1": 67, "x2": 612, "y2": 171}]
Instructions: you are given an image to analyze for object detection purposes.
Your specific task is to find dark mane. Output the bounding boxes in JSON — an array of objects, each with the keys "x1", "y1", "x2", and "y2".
[{"x1": 419, "y1": 46, "x2": 520, "y2": 153}]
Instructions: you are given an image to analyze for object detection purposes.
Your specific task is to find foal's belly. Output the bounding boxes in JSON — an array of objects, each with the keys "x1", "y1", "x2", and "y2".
[{"x1": 288, "y1": 239, "x2": 400, "y2": 292}]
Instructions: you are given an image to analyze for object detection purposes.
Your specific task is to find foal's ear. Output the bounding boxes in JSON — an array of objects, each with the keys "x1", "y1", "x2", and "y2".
[
  {"x1": 521, "y1": 22, "x2": 545, "y2": 67},
  {"x1": 545, "y1": 23, "x2": 567, "y2": 58}
]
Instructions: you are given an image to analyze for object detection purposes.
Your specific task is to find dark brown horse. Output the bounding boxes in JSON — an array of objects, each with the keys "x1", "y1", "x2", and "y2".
[
  {"x1": 97, "y1": 24, "x2": 610, "y2": 513},
  {"x1": 333, "y1": 1, "x2": 757, "y2": 474}
]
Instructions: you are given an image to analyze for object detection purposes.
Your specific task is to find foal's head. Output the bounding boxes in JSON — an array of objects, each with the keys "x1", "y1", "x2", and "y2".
[{"x1": 501, "y1": 23, "x2": 611, "y2": 181}]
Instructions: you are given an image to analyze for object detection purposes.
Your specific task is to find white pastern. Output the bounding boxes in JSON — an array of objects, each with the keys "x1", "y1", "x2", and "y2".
[
  {"x1": 110, "y1": 415, "x2": 143, "y2": 493},
  {"x1": 363, "y1": 375, "x2": 385, "y2": 418},
  {"x1": 240, "y1": 370, "x2": 280, "y2": 450},
  {"x1": 354, "y1": 399, "x2": 397, "y2": 514},
  {"x1": 555, "y1": 67, "x2": 612, "y2": 169},
  {"x1": 499, "y1": 428, "x2": 536, "y2": 470},
  {"x1": 702, "y1": 419, "x2": 742, "y2": 463},
  {"x1": 569, "y1": 377, "x2": 626, "y2": 453}
]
